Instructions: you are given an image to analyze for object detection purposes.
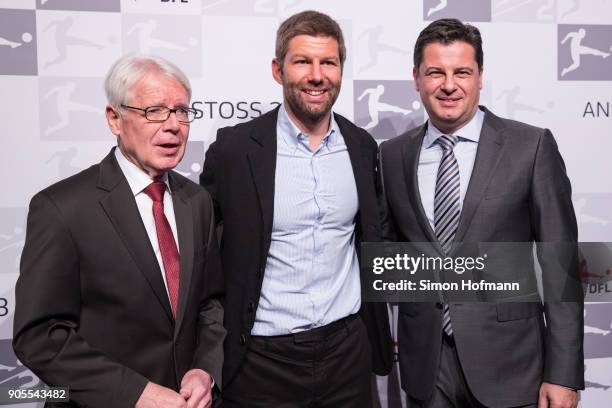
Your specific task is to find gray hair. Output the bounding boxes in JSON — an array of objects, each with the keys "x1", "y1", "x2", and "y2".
[{"x1": 104, "y1": 54, "x2": 192, "y2": 109}]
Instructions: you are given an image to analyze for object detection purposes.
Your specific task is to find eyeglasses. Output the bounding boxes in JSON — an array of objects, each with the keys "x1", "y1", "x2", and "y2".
[{"x1": 121, "y1": 104, "x2": 197, "y2": 123}]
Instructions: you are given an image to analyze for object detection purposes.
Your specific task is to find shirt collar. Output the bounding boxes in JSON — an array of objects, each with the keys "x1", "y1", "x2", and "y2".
[
  {"x1": 114, "y1": 147, "x2": 171, "y2": 196},
  {"x1": 277, "y1": 104, "x2": 339, "y2": 152},
  {"x1": 424, "y1": 107, "x2": 485, "y2": 149}
]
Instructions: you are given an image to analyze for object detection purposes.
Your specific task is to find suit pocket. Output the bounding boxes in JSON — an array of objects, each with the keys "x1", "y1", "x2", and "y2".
[
  {"x1": 496, "y1": 302, "x2": 541, "y2": 322},
  {"x1": 483, "y1": 190, "x2": 518, "y2": 201}
]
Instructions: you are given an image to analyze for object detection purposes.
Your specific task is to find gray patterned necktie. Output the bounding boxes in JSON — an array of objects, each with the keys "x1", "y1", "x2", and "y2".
[{"x1": 434, "y1": 134, "x2": 460, "y2": 336}]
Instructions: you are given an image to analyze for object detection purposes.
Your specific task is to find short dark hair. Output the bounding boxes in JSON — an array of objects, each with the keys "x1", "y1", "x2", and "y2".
[
  {"x1": 413, "y1": 18, "x2": 483, "y2": 72},
  {"x1": 275, "y1": 10, "x2": 346, "y2": 71}
]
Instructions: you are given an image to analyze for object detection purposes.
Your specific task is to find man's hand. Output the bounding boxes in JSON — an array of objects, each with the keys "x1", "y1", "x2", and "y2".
[
  {"x1": 180, "y1": 369, "x2": 213, "y2": 408},
  {"x1": 135, "y1": 382, "x2": 187, "y2": 408},
  {"x1": 538, "y1": 382, "x2": 578, "y2": 408}
]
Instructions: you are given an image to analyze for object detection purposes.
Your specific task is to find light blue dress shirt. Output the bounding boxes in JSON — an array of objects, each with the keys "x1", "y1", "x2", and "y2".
[
  {"x1": 418, "y1": 108, "x2": 485, "y2": 230},
  {"x1": 251, "y1": 105, "x2": 361, "y2": 336}
]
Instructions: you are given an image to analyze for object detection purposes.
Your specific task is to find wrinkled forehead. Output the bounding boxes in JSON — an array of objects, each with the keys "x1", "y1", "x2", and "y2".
[
  {"x1": 286, "y1": 34, "x2": 340, "y2": 57},
  {"x1": 126, "y1": 71, "x2": 190, "y2": 105}
]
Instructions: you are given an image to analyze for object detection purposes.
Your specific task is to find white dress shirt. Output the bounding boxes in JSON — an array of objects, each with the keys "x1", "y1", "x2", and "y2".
[
  {"x1": 418, "y1": 108, "x2": 485, "y2": 230},
  {"x1": 114, "y1": 147, "x2": 180, "y2": 298}
]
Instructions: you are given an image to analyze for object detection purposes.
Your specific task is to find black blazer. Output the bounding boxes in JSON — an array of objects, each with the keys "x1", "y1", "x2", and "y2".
[
  {"x1": 379, "y1": 107, "x2": 584, "y2": 406},
  {"x1": 13, "y1": 149, "x2": 226, "y2": 408},
  {"x1": 200, "y1": 106, "x2": 393, "y2": 387}
]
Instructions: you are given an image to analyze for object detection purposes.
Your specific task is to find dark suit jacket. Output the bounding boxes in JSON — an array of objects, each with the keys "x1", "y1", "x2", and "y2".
[
  {"x1": 379, "y1": 107, "x2": 584, "y2": 407},
  {"x1": 200, "y1": 106, "x2": 393, "y2": 387},
  {"x1": 13, "y1": 149, "x2": 226, "y2": 408}
]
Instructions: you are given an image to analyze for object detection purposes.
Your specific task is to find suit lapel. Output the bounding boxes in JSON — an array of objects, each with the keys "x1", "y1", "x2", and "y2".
[
  {"x1": 402, "y1": 124, "x2": 442, "y2": 253},
  {"x1": 97, "y1": 151, "x2": 174, "y2": 322},
  {"x1": 169, "y1": 172, "x2": 193, "y2": 335},
  {"x1": 247, "y1": 108, "x2": 279, "y2": 250},
  {"x1": 453, "y1": 108, "x2": 505, "y2": 245}
]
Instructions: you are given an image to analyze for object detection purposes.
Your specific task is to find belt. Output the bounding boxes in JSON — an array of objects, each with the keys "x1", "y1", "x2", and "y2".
[{"x1": 253, "y1": 314, "x2": 360, "y2": 344}]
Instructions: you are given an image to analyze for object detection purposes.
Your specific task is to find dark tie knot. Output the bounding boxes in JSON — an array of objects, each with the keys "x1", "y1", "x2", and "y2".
[
  {"x1": 144, "y1": 181, "x2": 166, "y2": 203},
  {"x1": 436, "y1": 134, "x2": 459, "y2": 151}
]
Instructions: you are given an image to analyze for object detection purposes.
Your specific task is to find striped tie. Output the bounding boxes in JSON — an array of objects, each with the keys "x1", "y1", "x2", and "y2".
[{"x1": 434, "y1": 134, "x2": 460, "y2": 337}]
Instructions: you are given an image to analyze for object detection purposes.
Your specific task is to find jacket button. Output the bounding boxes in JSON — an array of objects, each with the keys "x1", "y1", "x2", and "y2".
[
  {"x1": 247, "y1": 302, "x2": 255, "y2": 313},
  {"x1": 239, "y1": 334, "x2": 247, "y2": 345}
]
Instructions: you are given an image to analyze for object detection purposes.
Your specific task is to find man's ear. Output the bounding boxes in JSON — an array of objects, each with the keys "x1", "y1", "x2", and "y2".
[
  {"x1": 413, "y1": 67, "x2": 420, "y2": 91},
  {"x1": 272, "y1": 58, "x2": 283, "y2": 85},
  {"x1": 106, "y1": 105, "x2": 122, "y2": 136}
]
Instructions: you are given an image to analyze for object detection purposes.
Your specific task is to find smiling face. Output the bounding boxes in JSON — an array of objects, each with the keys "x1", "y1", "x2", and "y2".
[
  {"x1": 272, "y1": 34, "x2": 342, "y2": 129},
  {"x1": 414, "y1": 40, "x2": 483, "y2": 135},
  {"x1": 105, "y1": 70, "x2": 190, "y2": 179}
]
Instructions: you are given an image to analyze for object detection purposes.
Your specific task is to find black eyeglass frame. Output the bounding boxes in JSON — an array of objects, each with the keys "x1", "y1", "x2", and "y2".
[{"x1": 120, "y1": 104, "x2": 197, "y2": 123}]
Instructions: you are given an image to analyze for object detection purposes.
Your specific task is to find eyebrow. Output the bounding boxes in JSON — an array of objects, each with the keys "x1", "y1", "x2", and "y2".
[
  {"x1": 290, "y1": 54, "x2": 339, "y2": 61},
  {"x1": 423, "y1": 66, "x2": 474, "y2": 72},
  {"x1": 148, "y1": 103, "x2": 190, "y2": 109}
]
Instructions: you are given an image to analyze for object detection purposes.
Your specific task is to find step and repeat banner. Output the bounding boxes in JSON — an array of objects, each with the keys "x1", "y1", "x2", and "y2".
[{"x1": 1, "y1": 0, "x2": 611, "y2": 407}]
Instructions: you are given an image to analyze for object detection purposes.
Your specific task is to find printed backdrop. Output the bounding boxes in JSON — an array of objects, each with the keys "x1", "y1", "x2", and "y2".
[{"x1": 1, "y1": 0, "x2": 611, "y2": 407}]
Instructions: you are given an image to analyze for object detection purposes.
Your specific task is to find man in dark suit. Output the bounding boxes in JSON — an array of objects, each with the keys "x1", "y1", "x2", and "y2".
[
  {"x1": 13, "y1": 55, "x2": 225, "y2": 408},
  {"x1": 378, "y1": 19, "x2": 583, "y2": 408},
  {"x1": 200, "y1": 10, "x2": 391, "y2": 407}
]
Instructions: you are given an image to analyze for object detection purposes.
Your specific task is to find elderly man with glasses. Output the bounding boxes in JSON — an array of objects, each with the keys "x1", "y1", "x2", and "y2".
[{"x1": 13, "y1": 54, "x2": 225, "y2": 408}]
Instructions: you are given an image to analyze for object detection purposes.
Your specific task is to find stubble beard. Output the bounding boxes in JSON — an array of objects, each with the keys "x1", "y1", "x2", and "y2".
[{"x1": 283, "y1": 79, "x2": 340, "y2": 126}]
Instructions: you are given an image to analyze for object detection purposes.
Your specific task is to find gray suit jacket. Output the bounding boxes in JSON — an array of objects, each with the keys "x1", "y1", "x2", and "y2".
[{"x1": 379, "y1": 107, "x2": 584, "y2": 407}]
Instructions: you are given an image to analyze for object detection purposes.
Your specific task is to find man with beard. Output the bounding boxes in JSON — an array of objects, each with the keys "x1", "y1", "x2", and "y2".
[{"x1": 200, "y1": 10, "x2": 392, "y2": 407}]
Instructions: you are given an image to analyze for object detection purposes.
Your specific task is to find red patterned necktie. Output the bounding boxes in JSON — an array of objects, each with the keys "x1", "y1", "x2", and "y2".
[{"x1": 144, "y1": 181, "x2": 180, "y2": 318}]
